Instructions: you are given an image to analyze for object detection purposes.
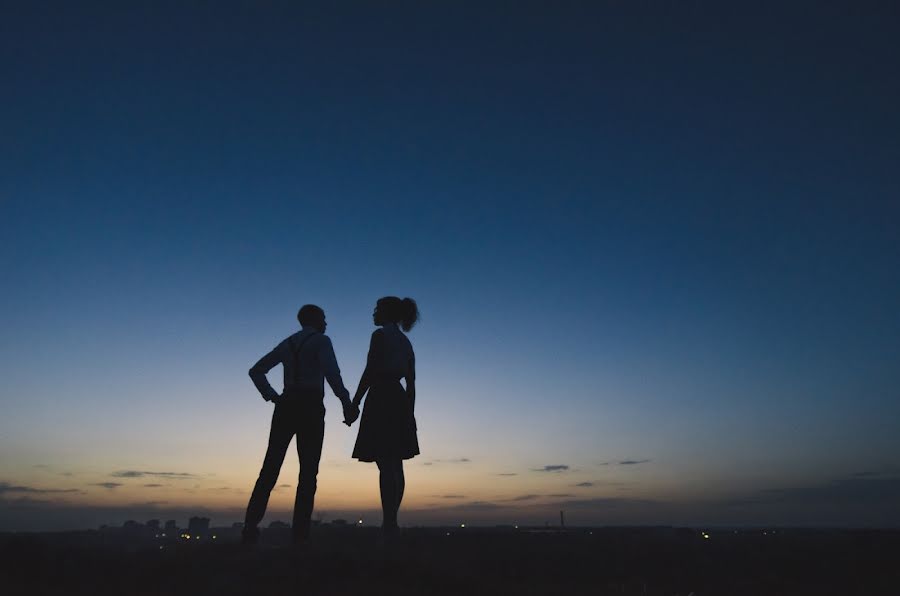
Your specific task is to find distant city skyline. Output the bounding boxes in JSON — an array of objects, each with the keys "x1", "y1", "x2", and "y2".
[{"x1": 2, "y1": 3, "x2": 899, "y2": 530}]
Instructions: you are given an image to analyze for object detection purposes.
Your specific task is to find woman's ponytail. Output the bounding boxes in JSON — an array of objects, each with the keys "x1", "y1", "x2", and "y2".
[{"x1": 400, "y1": 297, "x2": 419, "y2": 332}]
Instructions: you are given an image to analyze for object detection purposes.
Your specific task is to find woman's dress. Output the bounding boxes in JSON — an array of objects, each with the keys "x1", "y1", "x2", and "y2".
[{"x1": 352, "y1": 324, "x2": 419, "y2": 462}]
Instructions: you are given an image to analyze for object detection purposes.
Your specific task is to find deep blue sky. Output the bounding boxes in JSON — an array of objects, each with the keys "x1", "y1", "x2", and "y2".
[{"x1": 1, "y1": 2, "x2": 899, "y2": 529}]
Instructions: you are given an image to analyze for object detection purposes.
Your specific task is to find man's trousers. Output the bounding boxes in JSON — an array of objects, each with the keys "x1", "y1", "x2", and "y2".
[{"x1": 244, "y1": 396, "x2": 325, "y2": 540}]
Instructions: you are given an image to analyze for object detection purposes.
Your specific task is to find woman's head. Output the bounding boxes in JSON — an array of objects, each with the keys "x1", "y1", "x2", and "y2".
[{"x1": 374, "y1": 296, "x2": 419, "y2": 332}]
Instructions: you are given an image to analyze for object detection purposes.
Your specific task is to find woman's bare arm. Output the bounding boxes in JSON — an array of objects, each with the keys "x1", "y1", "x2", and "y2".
[
  {"x1": 352, "y1": 330, "x2": 384, "y2": 408},
  {"x1": 406, "y1": 352, "x2": 416, "y2": 414}
]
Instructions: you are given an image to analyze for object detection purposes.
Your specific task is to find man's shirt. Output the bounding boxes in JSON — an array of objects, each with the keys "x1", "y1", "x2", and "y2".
[{"x1": 249, "y1": 326, "x2": 350, "y2": 402}]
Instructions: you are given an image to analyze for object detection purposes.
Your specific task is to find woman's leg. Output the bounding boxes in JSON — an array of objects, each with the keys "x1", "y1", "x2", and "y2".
[
  {"x1": 395, "y1": 459, "x2": 405, "y2": 512},
  {"x1": 376, "y1": 459, "x2": 398, "y2": 529}
]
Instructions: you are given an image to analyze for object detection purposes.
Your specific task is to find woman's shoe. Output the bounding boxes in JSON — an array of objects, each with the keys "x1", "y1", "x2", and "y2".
[{"x1": 240, "y1": 526, "x2": 260, "y2": 546}]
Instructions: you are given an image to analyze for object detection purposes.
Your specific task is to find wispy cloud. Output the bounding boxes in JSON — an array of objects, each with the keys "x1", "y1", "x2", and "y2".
[
  {"x1": 91, "y1": 482, "x2": 123, "y2": 490},
  {"x1": 31, "y1": 465, "x2": 75, "y2": 477},
  {"x1": 142, "y1": 484, "x2": 164, "y2": 488},
  {"x1": 618, "y1": 459, "x2": 651, "y2": 466},
  {"x1": 437, "y1": 495, "x2": 466, "y2": 499},
  {"x1": 574, "y1": 482, "x2": 594, "y2": 487},
  {"x1": 499, "y1": 493, "x2": 575, "y2": 502},
  {"x1": 0, "y1": 482, "x2": 80, "y2": 495},
  {"x1": 547, "y1": 496, "x2": 657, "y2": 509},
  {"x1": 852, "y1": 471, "x2": 891, "y2": 478},
  {"x1": 445, "y1": 500, "x2": 504, "y2": 511},
  {"x1": 2, "y1": 496, "x2": 53, "y2": 507},
  {"x1": 111, "y1": 470, "x2": 198, "y2": 479},
  {"x1": 497, "y1": 473, "x2": 518, "y2": 476},
  {"x1": 532, "y1": 465, "x2": 569, "y2": 472},
  {"x1": 753, "y1": 475, "x2": 900, "y2": 506}
]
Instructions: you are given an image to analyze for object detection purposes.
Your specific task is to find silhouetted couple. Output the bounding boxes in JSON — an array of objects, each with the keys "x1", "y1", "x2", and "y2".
[{"x1": 242, "y1": 297, "x2": 419, "y2": 545}]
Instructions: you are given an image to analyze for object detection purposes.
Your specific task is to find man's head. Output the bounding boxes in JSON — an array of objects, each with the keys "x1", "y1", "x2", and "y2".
[{"x1": 297, "y1": 304, "x2": 326, "y2": 333}]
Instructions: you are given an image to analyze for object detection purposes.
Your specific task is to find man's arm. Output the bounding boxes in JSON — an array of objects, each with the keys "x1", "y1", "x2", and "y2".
[
  {"x1": 248, "y1": 344, "x2": 283, "y2": 402},
  {"x1": 319, "y1": 336, "x2": 351, "y2": 403}
]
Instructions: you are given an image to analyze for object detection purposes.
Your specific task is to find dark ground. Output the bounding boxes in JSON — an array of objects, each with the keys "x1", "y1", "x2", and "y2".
[{"x1": 2, "y1": 526, "x2": 899, "y2": 595}]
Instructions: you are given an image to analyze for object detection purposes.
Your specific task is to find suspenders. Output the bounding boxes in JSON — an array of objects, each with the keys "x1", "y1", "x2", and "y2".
[{"x1": 289, "y1": 331, "x2": 319, "y2": 389}]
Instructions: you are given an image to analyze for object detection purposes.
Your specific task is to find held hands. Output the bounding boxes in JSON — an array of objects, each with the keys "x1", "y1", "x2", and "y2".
[
  {"x1": 264, "y1": 392, "x2": 359, "y2": 425},
  {"x1": 342, "y1": 399, "x2": 360, "y2": 427}
]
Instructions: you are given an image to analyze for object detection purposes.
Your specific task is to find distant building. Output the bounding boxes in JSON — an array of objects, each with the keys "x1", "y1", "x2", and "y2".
[
  {"x1": 146, "y1": 519, "x2": 160, "y2": 531},
  {"x1": 123, "y1": 520, "x2": 142, "y2": 530},
  {"x1": 268, "y1": 520, "x2": 290, "y2": 529},
  {"x1": 188, "y1": 516, "x2": 210, "y2": 536},
  {"x1": 331, "y1": 519, "x2": 348, "y2": 526},
  {"x1": 232, "y1": 522, "x2": 244, "y2": 529},
  {"x1": 164, "y1": 520, "x2": 178, "y2": 534}
]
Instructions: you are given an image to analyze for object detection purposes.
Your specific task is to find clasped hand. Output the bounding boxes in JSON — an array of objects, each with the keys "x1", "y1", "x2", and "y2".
[
  {"x1": 265, "y1": 393, "x2": 358, "y2": 426},
  {"x1": 342, "y1": 400, "x2": 360, "y2": 426}
]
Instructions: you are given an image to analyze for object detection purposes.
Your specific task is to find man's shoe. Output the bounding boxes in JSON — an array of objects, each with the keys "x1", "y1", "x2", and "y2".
[
  {"x1": 383, "y1": 524, "x2": 401, "y2": 543},
  {"x1": 292, "y1": 521, "x2": 311, "y2": 546},
  {"x1": 241, "y1": 526, "x2": 260, "y2": 546}
]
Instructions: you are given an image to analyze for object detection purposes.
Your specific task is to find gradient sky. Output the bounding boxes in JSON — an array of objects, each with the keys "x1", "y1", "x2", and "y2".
[{"x1": 2, "y1": 2, "x2": 899, "y2": 530}]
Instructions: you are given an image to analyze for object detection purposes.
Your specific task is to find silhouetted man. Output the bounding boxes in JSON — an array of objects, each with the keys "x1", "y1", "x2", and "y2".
[{"x1": 242, "y1": 304, "x2": 356, "y2": 545}]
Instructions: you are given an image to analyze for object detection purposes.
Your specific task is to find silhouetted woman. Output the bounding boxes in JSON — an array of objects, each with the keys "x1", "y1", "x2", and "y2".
[{"x1": 351, "y1": 296, "x2": 420, "y2": 535}]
